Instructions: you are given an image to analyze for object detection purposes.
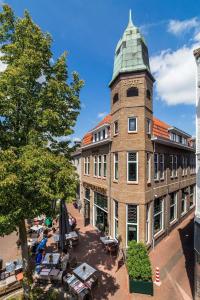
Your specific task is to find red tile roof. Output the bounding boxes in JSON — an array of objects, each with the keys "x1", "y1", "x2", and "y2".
[
  {"x1": 82, "y1": 114, "x2": 173, "y2": 146},
  {"x1": 82, "y1": 114, "x2": 111, "y2": 146}
]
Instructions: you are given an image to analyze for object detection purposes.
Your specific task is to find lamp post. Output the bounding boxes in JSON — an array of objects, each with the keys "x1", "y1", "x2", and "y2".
[{"x1": 194, "y1": 47, "x2": 200, "y2": 300}]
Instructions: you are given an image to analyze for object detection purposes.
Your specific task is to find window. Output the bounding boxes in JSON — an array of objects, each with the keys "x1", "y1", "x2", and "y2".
[
  {"x1": 102, "y1": 129, "x2": 106, "y2": 139},
  {"x1": 114, "y1": 153, "x2": 119, "y2": 180},
  {"x1": 94, "y1": 133, "x2": 97, "y2": 142},
  {"x1": 126, "y1": 204, "x2": 138, "y2": 245},
  {"x1": 181, "y1": 188, "x2": 187, "y2": 215},
  {"x1": 114, "y1": 200, "x2": 118, "y2": 239},
  {"x1": 190, "y1": 185, "x2": 195, "y2": 207},
  {"x1": 128, "y1": 117, "x2": 137, "y2": 132},
  {"x1": 98, "y1": 156, "x2": 102, "y2": 177},
  {"x1": 85, "y1": 188, "x2": 90, "y2": 200},
  {"x1": 94, "y1": 192, "x2": 108, "y2": 211},
  {"x1": 190, "y1": 156, "x2": 196, "y2": 174},
  {"x1": 114, "y1": 121, "x2": 119, "y2": 135},
  {"x1": 154, "y1": 153, "x2": 159, "y2": 180},
  {"x1": 146, "y1": 203, "x2": 150, "y2": 244},
  {"x1": 98, "y1": 131, "x2": 101, "y2": 141},
  {"x1": 146, "y1": 89, "x2": 151, "y2": 99},
  {"x1": 103, "y1": 155, "x2": 107, "y2": 177},
  {"x1": 94, "y1": 156, "x2": 97, "y2": 176},
  {"x1": 159, "y1": 154, "x2": 164, "y2": 179},
  {"x1": 127, "y1": 152, "x2": 138, "y2": 182},
  {"x1": 113, "y1": 93, "x2": 119, "y2": 104},
  {"x1": 170, "y1": 133, "x2": 176, "y2": 142},
  {"x1": 182, "y1": 156, "x2": 187, "y2": 176},
  {"x1": 170, "y1": 192, "x2": 177, "y2": 223},
  {"x1": 153, "y1": 198, "x2": 163, "y2": 235},
  {"x1": 127, "y1": 87, "x2": 139, "y2": 97},
  {"x1": 170, "y1": 155, "x2": 177, "y2": 178},
  {"x1": 147, "y1": 153, "x2": 151, "y2": 183},
  {"x1": 84, "y1": 157, "x2": 90, "y2": 175},
  {"x1": 147, "y1": 119, "x2": 151, "y2": 135}
]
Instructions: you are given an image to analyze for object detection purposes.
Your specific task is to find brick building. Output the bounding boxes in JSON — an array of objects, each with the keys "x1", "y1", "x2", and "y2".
[{"x1": 74, "y1": 12, "x2": 196, "y2": 248}]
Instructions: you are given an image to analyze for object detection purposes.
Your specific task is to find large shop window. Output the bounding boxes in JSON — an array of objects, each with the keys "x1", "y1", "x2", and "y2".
[
  {"x1": 181, "y1": 188, "x2": 187, "y2": 215},
  {"x1": 126, "y1": 204, "x2": 138, "y2": 245},
  {"x1": 170, "y1": 192, "x2": 177, "y2": 223},
  {"x1": 94, "y1": 192, "x2": 108, "y2": 232},
  {"x1": 153, "y1": 198, "x2": 164, "y2": 235},
  {"x1": 127, "y1": 152, "x2": 138, "y2": 182},
  {"x1": 84, "y1": 188, "x2": 90, "y2": 226},
  {"x1": 114, "y1": 153, "x2": 119, "y2": 180},
  {"x1": 114, "y1": 200, "x2": 118, "y2": 240}
]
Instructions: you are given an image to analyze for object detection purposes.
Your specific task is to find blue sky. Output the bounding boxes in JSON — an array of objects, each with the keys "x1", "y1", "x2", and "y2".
[{"x1": 4, "y1": 0, "x2": 200, "y2": 140}]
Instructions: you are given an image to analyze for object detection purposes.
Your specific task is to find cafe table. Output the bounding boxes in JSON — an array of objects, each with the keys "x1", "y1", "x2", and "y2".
[
  {"x1": 100, "y1": 236, "x2": 118, "y2": 245},
  {"x1": 73, "y1": 263, "x2": 97, "y2": 282},
  {"x1": 42, "y1": 253, "x2": 60, "y2": 266},
  {"x1": 53, "y1": 231, "x2": 78, "y2": 243}
]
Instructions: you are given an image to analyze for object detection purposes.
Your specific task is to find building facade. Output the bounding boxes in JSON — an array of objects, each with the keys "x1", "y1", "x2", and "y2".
[{"x1": 76, "y1": 12, "x2": 196, "y2": 249}]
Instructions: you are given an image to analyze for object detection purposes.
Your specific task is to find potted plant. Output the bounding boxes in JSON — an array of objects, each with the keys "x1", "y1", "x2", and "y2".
[{"x1": 126, "y1": 240, "x2": 153, "y2": 296}]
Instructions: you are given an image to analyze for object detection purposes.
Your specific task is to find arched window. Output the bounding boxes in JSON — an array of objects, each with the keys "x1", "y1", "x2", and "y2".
[
  {"x1": 113, "y1": 93, "x2": 119, "y2": 104},
  {"x1": 127, "y1": 87, "x2": 139, "y2": 97},
  {"x1": 146, "y1": 89, "x2": 151, "y2": 99}
]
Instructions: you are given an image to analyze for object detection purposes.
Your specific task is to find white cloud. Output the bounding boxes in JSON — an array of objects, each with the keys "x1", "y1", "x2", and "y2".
[
  {"x1": 0, "y1": 52, "x2": 7, "y2": 72},
  {"x1": 168, "y1": 17, "x2": 199, "y2": 35},
  {"x1": 97, "y1": 112, "x2": 107, "y2": 119},
  {"x1": 150, "y1": 44, "x2": 198, "y2": 105}
]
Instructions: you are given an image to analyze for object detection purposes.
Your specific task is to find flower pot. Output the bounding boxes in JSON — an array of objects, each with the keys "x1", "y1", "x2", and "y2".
[{"x1": 129, "y1": 276, "x2": 153, "y2": 296}]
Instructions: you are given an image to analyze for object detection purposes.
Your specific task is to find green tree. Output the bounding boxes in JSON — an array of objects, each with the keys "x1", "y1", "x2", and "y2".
[{"x1": 0, "y1": 5, "x2": 83, "y2": 297}]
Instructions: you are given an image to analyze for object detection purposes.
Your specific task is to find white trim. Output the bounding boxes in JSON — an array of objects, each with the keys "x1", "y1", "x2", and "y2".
[
  {"x1": 113, "y1": 200, "x2": 118, "y2": 240},
  {"x1": 153, "y1": 198, "x2": 164, "y2": 237},
  {"x1": 127, "y1": 151, "x2": 138, "y2": 183},
  {"x1": 169, "y1": 192, "x2": 177, "y2": 224},
  {"x1": 103, "y1": 154, "x2": 107, "y2": 178},
  {"x1": 154, "y1": 153, "x2": 159, "y2": 180},
  {"x1": 126, "y1": 204, "x2": 139, "y2": 247},
  {"x1": 114, "y1": 152, "x2": 119, "y2": 181},
  {"x1": 145, "y1": 203, "x2": 151, "y2": 244},
  {"x1": 159, "y1": 153, "x2": 165, "y2": 180},
  {"x1": 128, "y1": 117, "x2": 137, "y2": 133},
  {"x1": 147, "y1": 152, "x2": 151, "y2": 183},
  {"x1": 98, "y1": 155, "x2": 102, "y2": 177}
]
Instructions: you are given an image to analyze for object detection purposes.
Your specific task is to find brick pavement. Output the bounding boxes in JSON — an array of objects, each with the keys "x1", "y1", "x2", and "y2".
[{"x1": 0, "y1": 206, "x2": 194, "y2": 300}]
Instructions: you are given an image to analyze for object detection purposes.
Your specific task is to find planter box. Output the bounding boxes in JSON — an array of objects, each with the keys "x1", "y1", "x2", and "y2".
[{"x1": 129, "y1": 276, "x2": 153, "y2": 296}]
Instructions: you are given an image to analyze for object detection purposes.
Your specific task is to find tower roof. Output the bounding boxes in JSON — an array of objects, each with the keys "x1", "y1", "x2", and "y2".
[{"x1": 110, "y1": 10, "x2": 151, "y2": 86}]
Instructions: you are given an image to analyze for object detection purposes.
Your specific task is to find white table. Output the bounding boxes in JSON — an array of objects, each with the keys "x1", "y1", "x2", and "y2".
[
  {"x1": 42, "y1": 253, "x2": 60, "y2": 266},
  {"x1": 100, "y1": 236, "x2": 118, "y2": 245},
  {"x1": 73, "y1": 263, "x2": 96, "y2": 282},
  {"x1": 53, "y1": 231, "x2": 78, "y2": 243},
  {"x1": 30, "y1": 225, "x2": 43, "y2": 234}
]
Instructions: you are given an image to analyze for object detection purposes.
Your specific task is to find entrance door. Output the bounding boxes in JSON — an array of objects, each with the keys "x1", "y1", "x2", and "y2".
[{"x1": 84, "y1": 200, "x2": 90, "y2": 226}]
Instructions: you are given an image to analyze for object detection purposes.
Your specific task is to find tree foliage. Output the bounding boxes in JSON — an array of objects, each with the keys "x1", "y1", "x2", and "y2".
[{"x1": 126, "y1": 241, "x2": 152, "y2": 281}]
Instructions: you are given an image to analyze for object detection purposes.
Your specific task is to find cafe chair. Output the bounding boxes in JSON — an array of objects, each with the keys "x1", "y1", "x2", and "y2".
[
  {"x1": 106, "y1": 243, "x2": 118, "y2": 256},
  {"x1": 69, "y1": 256, "x2": 78, "y2": 270}
]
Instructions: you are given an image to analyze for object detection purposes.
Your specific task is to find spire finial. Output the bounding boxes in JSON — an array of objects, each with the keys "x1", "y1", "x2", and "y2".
[{"x1": 128, "y1": 9, "x2": 133, "y2": 27}]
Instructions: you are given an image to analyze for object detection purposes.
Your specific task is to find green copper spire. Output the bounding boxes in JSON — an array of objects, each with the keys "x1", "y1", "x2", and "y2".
[{"x1": 110, "y1": 10, "x2": 150, "y2": 85}]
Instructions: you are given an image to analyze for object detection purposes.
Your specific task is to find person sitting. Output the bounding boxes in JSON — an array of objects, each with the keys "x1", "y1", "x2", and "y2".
[
  {"x1": 36, "y1": 236, "x2": 48, "y2": 253},
  {"x1": 35, "y1": 249, "x2": 45, "y2": 265}
]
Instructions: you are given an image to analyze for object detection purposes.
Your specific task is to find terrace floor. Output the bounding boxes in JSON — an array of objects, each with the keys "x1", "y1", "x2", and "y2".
[{"x1": 0, "y1": 206, "x2": 194, "y2": 300}]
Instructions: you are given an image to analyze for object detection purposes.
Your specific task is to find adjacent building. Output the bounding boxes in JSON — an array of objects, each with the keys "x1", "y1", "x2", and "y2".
[
  {"x1": 74, "y1": 12, "x2": 196, "y2": 249},
  {"x1": 194, "y1": 47, "x2": 200, "y2": 299}
]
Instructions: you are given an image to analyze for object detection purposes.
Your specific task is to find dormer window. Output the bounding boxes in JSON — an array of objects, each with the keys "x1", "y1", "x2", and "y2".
[
  {"x1": 113, "y1": 93, "x2": 119, "y2": 104},
  {"x1": 102, "y1": 129, "x2": 106, "y2": 139},
  {"x1": 94, "y1": 133, "x2": 97, "y2": 142},
  {"x1": 127, "y1": 87, "x2": 139, "y2": 97},
  {"x1": 146, "y1": 89, "x2": 151, "y2": 100},
  {"x1": 98, "y1": 131, "x2": 101, "y2": 141}
]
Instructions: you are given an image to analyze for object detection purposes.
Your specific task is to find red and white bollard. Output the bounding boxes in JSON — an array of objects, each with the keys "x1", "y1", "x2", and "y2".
[{"x1": 154, "y1": 267, "x2": 162, "y2": 286}]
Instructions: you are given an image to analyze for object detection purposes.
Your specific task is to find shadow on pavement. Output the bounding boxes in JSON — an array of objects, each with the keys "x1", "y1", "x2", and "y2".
[{"x1": 178, "y1": 217, "x2": 194, "y2": 298}]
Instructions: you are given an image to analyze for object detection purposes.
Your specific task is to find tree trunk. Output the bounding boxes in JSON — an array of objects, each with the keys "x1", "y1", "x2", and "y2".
[{"x1": 19, "y1": 219, "x2": 32, "y2": 299}]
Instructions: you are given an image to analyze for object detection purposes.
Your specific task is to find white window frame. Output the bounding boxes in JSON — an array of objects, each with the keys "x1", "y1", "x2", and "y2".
[
  {"x1": 114, "y1": 121, "x2": 119, "y2": 135},
  {"x1": 128, "y1": 117, "x2": 137, "y2": 133},
  {"x1": 159, "y1": 154, "x2": 164, "y2": 180},
  {"x1": 170, "y1": 155, "x2": 174, "y2": 178},
  {"x1": 87, "y1": 157, "x2": 90, "y2": 175},
  {"x1": 113, "y1": 200, "x2": 118, "y2": 240},
  {"x1": 153, "y1": 198, "x2": 164, "y2": 237},
  {"x1": 181, "y1": 189, "x2": 187, "y2": 216},
  {"x1": 189, "y1": 185, "x2": 195, "y2": 208},
  {"x1": 174, "y1": 155, "x2": 178, "y2": 177},
  {"x1": 147, "y1": 152, "x2": 151, "y2": 183},
  {"x1": 145, "y1": 203, "x2": 151, "y2": 244},
  {"x1": 103, "y1": 154, "x2": 107, "y2": 178},
  {"x1": 147, "y1": 118, "x2": 151, "y2": 135},
  {"x1": 114, "y1": 153, "x2": 119, "y2": 181},
  {"x1": 94, "y1": 156, "x2": 97, "y2": 177},
  {"x1": 169, "y1": 192, "x2": 177, "y2": 224},
  {"x1": 98, "y1": 155, "x2": 102, "y2": 177},
  {"x1": 126, "y1": 204, "x2": 139, "y2": 247},
  {"x1": 154, "y1": 153, "x2": 159, "y2": 180},
  {"x1": 127, "y1": 152, "x2": 138, "y2": 183}
]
